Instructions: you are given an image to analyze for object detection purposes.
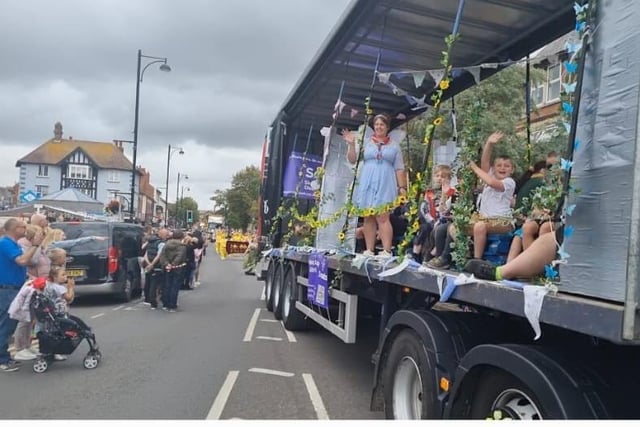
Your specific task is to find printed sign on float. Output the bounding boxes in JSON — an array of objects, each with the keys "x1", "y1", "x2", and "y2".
[
  {"x1": 282, "y1": 151, "x2": 322, "y2": 200},
  {"x1": 307, "y1": 252, "x2": 329, "y2": 309}
]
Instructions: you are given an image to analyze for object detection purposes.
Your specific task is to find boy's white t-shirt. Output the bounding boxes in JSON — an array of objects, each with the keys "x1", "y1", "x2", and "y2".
[{"x1": 478, "y1": 175, "x2": 516, "y2": 218}]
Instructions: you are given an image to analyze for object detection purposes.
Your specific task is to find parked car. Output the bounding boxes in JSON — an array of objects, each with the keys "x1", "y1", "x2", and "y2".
[{"x1": 49, "y1": 221, "x2": 144, "y2": 302}]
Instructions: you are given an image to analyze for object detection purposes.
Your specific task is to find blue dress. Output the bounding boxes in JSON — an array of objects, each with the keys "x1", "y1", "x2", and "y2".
[{"x1": 353, "y1": 139, "x2": 404, "y2": 210}]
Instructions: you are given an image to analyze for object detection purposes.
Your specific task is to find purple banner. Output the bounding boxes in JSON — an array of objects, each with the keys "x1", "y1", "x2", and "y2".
[
  {"x1": 282, "y1": 151, "x2": 323, "y2": 200},
  {"x1": 307, "y1": 252, "x2": 329, "y2": 309}
]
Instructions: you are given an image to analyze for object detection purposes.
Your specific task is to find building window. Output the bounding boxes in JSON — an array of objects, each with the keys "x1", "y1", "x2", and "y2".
[
  {"x1": 37, "y1": 165, "x2": 49, "y2": 177},
  {"x1": 35, "y1": 185, "x2": 49, "y2": 197},
  {"x1": 107, "y1": 170, "x2": 120, "y2": 183},
  {"x1": 68, "y1": 164, "x2": 90, "y2": 179},
  {"x1": 546, "y1": 64, "x2": 561, "y2": 103},
  {"x1": 531, "y1": 63, "x2": 562, "y2": 106}
]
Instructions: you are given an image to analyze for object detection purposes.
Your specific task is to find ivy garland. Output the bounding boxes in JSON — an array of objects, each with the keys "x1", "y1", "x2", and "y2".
[
  {"x1": 397, "y1": 34, "x2": 460, "y2": 257},
  {"x1": 450, "y1": 99, "x2": 486, "y2": 269}
]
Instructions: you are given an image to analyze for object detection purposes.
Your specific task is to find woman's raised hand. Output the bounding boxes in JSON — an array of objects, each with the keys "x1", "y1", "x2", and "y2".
[{"x1": 341, "y1": 129, "x2": 355, "y2": 145}]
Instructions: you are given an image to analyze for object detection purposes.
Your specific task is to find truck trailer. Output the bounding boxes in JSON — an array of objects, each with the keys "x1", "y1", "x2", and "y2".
[{"x1": 256, "y1": 0, "x2": 640, "y2": 419}]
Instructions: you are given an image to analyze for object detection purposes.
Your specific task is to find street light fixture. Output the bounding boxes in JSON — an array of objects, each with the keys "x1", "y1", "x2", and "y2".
[
  {"x1": 131, "y1": 49, "x2": 171, "y2": 221},
  {"x1": 164, "y1": 144, "x2": 184, "y2": 225}
]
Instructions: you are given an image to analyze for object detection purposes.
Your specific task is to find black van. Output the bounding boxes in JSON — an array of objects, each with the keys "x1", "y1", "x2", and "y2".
[{"x1": 49, "y1": 222, "x2": 144, "y2": 302}]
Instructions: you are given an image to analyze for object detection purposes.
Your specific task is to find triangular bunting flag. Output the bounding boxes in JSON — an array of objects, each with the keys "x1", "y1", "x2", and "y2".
[
  {"x1": 412, "y1": 71, "x2": 427, "y2": 88},
  {"x1": 350, "y1": 108, "x2": 358, "y2": 118},
  {"x1": 377, "y1": 72, "x2": 390, "y2": 84},
  {"x1": 428, "y1": 69, "x2": 446, "y2": 88},
  {"x1": 467, "y1": 66, "x2": 481, "y2": 85}
]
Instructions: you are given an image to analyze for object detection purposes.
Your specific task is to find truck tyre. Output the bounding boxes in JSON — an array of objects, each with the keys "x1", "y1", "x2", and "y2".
[
  {"x1": 281, "y1": 264, "x2": 308, "y2": 331},
  {"x1": 469, "y1": 369, "x2": 544, "y2": 420},
  {"x1": 264, "y1": 261, "x2": 276, "y2": 312},
  {"x1": 272, "y1": 262, "x2": 285, "y2": 320},
  {"x1": 382, "y1": 329, "x2": 438, "y2": 419}
]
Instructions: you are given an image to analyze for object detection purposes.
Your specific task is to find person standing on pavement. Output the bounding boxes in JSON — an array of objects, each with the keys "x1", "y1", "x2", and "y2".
[
  {"x1": 0, "y1": 218, "x2": 45, "y2": 372},
  {"x1": 143, "y1": 228, "x2": 170, "y2": 309},
  {"x1": 159, "y1": 230, "x2": 187, "y2": 312}
]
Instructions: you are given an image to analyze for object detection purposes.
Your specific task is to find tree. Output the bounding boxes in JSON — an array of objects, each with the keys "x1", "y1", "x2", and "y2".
[
  {"x1": 403, "y1": 65, "x2": 566, "y2": 180},
  {"x1": 176, "y1": 197, "x2": 198, "y2": 228},
  {"x1": 211, "y1": 166, "x2": 261, "y2": 232}
]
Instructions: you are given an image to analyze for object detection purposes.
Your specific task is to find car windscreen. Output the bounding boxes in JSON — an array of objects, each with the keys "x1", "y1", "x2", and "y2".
[{"x1": 49, "y1": 223, "x2": 109, "y2": 255}]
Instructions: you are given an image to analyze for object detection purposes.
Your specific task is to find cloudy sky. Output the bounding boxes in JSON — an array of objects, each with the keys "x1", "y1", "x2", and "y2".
[{"x1": 0, "y1": 0, "x2": 351, "y2": 210}]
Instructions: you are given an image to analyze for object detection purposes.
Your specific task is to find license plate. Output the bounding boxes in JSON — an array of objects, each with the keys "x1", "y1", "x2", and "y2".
[{"x1": 66, "y1": 269, "x2": 86, "y2": 278}]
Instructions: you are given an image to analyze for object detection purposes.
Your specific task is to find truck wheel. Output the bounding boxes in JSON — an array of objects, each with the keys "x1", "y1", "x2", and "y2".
[
  {"x1": 264, "y1": 261, "x2": 276, "y2": 312},
  {"x1": 281, "y1": 264, "x2": 308, "y2": 331},
  {"x1": 383, "y1": 329, "x2": 438, "y2": 419},
  {"x1": 272, "y1": 263, "x2": 285, "y2": 320},
  {"x1": 470, "y1": 370, "x2": 544, "y2": 420}
]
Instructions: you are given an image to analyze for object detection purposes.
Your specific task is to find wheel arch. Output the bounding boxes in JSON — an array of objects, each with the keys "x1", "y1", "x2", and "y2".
[
  {"x1": 370, "y1": 309, "x2": 462, "y2": 415},
  {"x1": 445, "y1": 343, "x2": 606, "y2": 419}
]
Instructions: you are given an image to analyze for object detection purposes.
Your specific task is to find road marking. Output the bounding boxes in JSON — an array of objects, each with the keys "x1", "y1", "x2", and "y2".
[
  {"x1": 302, "y1": 373, "x2": 329, "y2": 420},
  {"x1": 260, "y1": 287, "x2": 266, "y2": 300},
  {"x1": 280, "y1": 321, "x2": 297, "y2": 343},
  {"x1": 206, "y1": 370, "x2": 239, "y2": 420},
  {"x1": 248, "y1": 368, "x2": 295, "y2": 377},
  {"x1": 259, "y1": 319, "x2": 279, "y2": 323},
  {"x1": 242, "y1": 308, "x2": 261, "y2": 342},
  {"x1": 112, "y1": 305, "x2": 125, "y2": 311},
  {"x1": 90, "y1": 313, "x2": 105, "y2": 319},
  {"x1": 256, "y1": 336, "x2": 283, "y2": 341}
]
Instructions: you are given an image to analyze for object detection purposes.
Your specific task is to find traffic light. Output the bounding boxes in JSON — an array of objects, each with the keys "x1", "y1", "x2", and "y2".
[{"x1": 187, "y1": 210, "x2": 193, "y2": 223}]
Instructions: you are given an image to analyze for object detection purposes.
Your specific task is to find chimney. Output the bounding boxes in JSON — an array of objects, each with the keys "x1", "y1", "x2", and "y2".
[
  {"x1": 113, "y1": 140, "x2": 124, "y2": 152},
  {"x1": 53, "y1": 122, "x2": 63, "y2": 142}
]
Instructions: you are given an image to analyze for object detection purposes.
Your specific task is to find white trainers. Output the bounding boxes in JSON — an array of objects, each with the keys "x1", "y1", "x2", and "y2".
[
  {"x1": 377, "y1": 250, "x2": 393, "y2": 258},
  {"x1": 54, "y1": 354, "x2": 68, "y2": 361},
  {"x1": 362, "y1": 250, "x2": 375, "y2": 257},
  {"x1": 27, "y1": 347, "x2": 40, "y2": 356},
  {"x1": 14, "y1": 349, "x2": 37, "y2": 361}
]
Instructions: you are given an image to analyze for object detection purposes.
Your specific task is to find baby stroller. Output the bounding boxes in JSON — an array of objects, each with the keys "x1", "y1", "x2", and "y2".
[{"x1": 30, "y1": 290, "x2": 101, "y2": 373}]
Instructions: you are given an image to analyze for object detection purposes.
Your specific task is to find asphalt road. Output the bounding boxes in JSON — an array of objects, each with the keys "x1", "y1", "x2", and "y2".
[{"x1": 0, "y1": 251, "x2": 383, "y2": 420}]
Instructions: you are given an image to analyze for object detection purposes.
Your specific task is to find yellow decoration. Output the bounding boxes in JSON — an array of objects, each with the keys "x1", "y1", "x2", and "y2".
[
  {"x1": 439, "y1": 79, "x2": 450, "y2": 90},
  {"x1": 338, "y1": 232, "x2": 345, "y2": 241},
  {"x1": 433, "y1": 117, "x2": 443, "y2": 126}
]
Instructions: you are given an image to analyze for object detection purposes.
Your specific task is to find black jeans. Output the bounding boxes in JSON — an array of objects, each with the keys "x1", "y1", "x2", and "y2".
[{"x1": 148, "y1": 270, "x2": 165, "y2": 308}]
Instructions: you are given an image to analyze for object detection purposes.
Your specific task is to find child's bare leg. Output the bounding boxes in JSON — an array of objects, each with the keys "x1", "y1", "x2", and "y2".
[
  {"x1": 522, "y1": 220, "x2": 540, "y2": 250},
  {"x1": 507, "y1": 236, "x2": 522, "y2": 263},
  {"x1": 472, "y1": 221, "x2": 488, "y2": 259}
]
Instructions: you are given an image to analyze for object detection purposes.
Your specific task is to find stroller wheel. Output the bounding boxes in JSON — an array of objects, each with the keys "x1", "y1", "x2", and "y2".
[
  {"x1": 33, "y1": 358, "x2": 48, "y2": 373},
  {"x1": 83, "y1": 354, "x2": 99, "y2": 369}
]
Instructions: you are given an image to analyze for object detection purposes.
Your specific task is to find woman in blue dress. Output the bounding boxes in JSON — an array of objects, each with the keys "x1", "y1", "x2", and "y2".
[{"x1": 342, "y1": 113, "x2": 407, "y2": 257}]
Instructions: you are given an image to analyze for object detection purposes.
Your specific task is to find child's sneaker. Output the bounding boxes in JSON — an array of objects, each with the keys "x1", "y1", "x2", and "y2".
[
  {"x1": 463, "y1": 259, "x2": 497, "y2": 280},
  {"x1": 362, "y1": 250, "x2": 375, "y2": 257},
  {"x1": 427, "y1": 256, "x2": 450, "y2": 269},
  {"x1": 0, "y1": 360, "x2": 20, "y2": 372},
  {"x1": 377, "y1": 250, "x2": 393, "y2": 259}
]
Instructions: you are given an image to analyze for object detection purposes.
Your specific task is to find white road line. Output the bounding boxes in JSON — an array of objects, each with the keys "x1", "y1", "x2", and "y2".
[
  {"x1": 206, "y1": 370, "x2": 239, "y2": 420},
  {"x1": 260, "y1": 287, "x2": 266, "y2": 300},
  {"x1": 256, "y1": 336, "x2": 283, "y2": 341},
  {"x1": 248, "y1": 368, "x2": 295, "y2": 377},
  {"x1": 280, "y1": 321, "x2": 297, "y2": 343},
  {"x1": 242, "y1": 308, "x2": 261, "y2": 342},
  {"x1": 302, "y1": 373, "x2": 329, "y2": 420},
  {"x1": 259, "y1": 319, "x2": 279, "y2": 323},
  {"x1": 112, "y1": 305, "x2": 125, "y2": 311},
  {"x1": 90, "y1": 313, "x2": 105, "y2": 319}
]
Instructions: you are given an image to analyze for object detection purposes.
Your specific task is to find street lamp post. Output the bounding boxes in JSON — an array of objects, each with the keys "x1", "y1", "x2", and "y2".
[
  {"x1": 164, "y1": 144, "x2": 184, "y2": 225},
  {"x1": 131, "y1": 49, "x2": 171, "y2": 221},
  {"x1": 176, "y1": 172, "x2": 188, "y2": 226},
  {"x1": 181, "y1": 186, "x2": 190, "y2": 227}
]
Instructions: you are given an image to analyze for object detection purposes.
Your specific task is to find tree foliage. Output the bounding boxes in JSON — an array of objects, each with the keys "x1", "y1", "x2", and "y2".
[
  {"x1": 211, "y1": 166, "x2": 261, "y2": 232},
  {"x1": 404, "y1": 65, "x2": 568, "y2": 181}
]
